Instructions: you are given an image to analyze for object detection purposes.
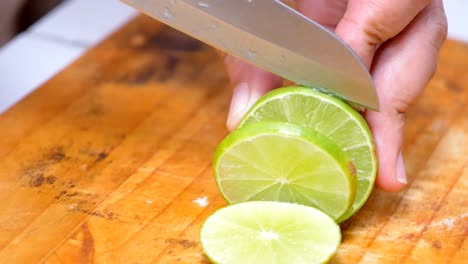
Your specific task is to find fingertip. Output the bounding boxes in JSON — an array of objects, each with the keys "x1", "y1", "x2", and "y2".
[
  {"x1": 226, "y1": 118, "x2": 239, "y2": 132},
  {"x1": 376, "y1": 180, "x2": 406, "y2": 193},
  {"x1": 375, "y1": 146, "x2": 407, "y2": 192},
  {"x1": 226, "y1": 82, "x2": 249, "y2": 131},
  {"x1": 224, "y1": 63, "x2": 282, "y2": 131},
  {"x1": 366, "y1": 110, "x2": 407, "y2": 192},
  {"x1": 375, "y1": 166, "x2": 407, "y2": 192}
]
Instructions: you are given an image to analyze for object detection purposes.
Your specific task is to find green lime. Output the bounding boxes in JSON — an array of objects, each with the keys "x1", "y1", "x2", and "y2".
[
  {"x1": 214, "y1": 122, "x2": 356, "y2": 220},
  {"x1": 200, "y1": 201, "x2": 341, "y2": 264},
  {"x1": 238, "y1": 87, "x2": 377, "y2": 222}
]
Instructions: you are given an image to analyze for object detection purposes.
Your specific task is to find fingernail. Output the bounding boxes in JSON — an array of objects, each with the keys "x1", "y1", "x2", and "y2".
[
  {"x1": 396, "y1": 151, "x2": 407, "y2": 184},
  {"x1": 227, "y1": 82, "x2": 249, "y2": 130}
]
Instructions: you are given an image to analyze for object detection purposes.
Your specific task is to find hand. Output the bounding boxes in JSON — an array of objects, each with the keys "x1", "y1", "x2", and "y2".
[{"x1": 222, "y1": 0, "x2": 448, "y2": 192}]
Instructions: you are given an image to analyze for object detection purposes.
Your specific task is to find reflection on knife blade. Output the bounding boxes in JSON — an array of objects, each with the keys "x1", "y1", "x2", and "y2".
[{"x1": 120, "y1": 0, "x2": 379, "y2": 110}]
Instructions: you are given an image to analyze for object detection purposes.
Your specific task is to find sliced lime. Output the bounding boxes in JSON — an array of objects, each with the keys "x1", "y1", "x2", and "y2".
[
  {"x1": 239, "y1": 87, "x2": 377, "y2": 222},
  {"x1": 200, "y1": 201, "x2": 341, "y2": 264},
  {"x1": 214, "y1": 122, "x2": 356, "y2": 220}
]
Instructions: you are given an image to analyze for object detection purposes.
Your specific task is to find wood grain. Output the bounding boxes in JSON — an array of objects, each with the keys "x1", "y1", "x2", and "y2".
[{"x1": 0, "y1": 15, "x2": 466, "y2": 263}]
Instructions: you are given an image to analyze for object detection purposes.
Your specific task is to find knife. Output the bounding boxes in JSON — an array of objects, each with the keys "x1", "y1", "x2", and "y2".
[{"x1": 120, "y1": 0, "x2": 379, "y2": 110}]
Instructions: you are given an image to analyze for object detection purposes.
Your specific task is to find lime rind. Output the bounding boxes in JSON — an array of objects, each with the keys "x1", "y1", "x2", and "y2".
[
  {"x1": 214, "y1": 122, "x2": 356, "y2": 220},
  {"x1": 200, "y1": 201, "x2": 341, "y2": 264},
  {"x1": 238, "y1": 86, "x2": 377, "y2": 222}
]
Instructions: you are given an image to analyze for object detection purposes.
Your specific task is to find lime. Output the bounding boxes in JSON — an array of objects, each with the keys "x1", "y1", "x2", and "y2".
[
  {"x1": 214, "y1": 122, "x2": 356, "y2": 220},
  {"x1": 238, "y1": 87, "x2": 377, "y2": 222},
  {"x1": 200, "y1": 201, "x2": 341, "y2": 264}
]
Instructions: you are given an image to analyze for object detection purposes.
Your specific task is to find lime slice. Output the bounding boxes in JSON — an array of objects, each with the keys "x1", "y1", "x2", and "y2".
[
  {"x1": 200, "y1": 201, "x2": 341, "y2": 264},
  {"x1": 238, "y1": 87, "x2": 377, "y2": 222},
  {"x1": 214, "y1": 122, "x2": 356, "y2": 220}
]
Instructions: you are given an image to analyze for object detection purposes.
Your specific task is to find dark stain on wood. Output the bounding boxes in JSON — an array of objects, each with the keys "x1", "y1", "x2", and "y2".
[
  {"x1": 24, "y1": 146, "x2": 70, "y2": 187},
  {"x1": 95, "y1": 152, "x2": 108, "y2": 162},
  {"x1": 148, "y1": 28, "x2": 204, "y2": 52},
  {"x1": 81, "y1": 223, "x2": 95, "y2": 262},
  {"x1": 55, "y1": 189, "x2": 117, "y2": 221},
  {"x1": 47, "y1": 146, "x2": 67, "y2": 162},
  {"x1": 179, "y1": 239, "x2": 198, "y2": 249},
  {"x1": 165, "y1": 238, "x2": 198, "y2": 249},
  {"x1": 87, "y1": 103, "x2": 106, "y2": 116},
  {"x1": 432, "y1": 240, "x2": 442, "y2": 249},
  {"x1": 158, "y1": 55, "x2": 180, "y2": 82},
  {"x1": 405, "y1": 233, "x2": 416, "y2": 240},
  {"x1": 120, "y1": 53, "x2": 181, "y2": 83},
  {"x1": 123, "y1": 63, "x2": 160, "y2": 84},
  {"x1": 444, "y1": 79, "x2": 464, "y2": 93},
  {"x1": 54, "y1": 190, "x2": 68, "y2": 200},
  {"x1": 27, "y1": 170, "x2": 56, "y2": 187},
  {"x1": 77, "y1": 208, "x2": 117, "y2": 220},
  {"x1": 45, "y1": 175, "x2": 56, "y2": 184},
  {"x1": 165, "y1": 55, "x2": 179, "y2": 73},
  {"x1": 24, "y1": 160, "x2": 47, "y2": 187},
  {"x1": 78, "y1": 147, "x2": 110, "y2": 164},
  {"x1": 60, "y1": 180, "x2": 76, "y2": 189},
  {"x1": 30, "y1": 174, "x2": 45, "y2": 187}
]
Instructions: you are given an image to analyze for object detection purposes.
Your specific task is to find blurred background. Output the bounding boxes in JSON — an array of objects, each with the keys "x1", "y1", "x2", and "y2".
[{"x1": 0, "y1": 0, "x2": 467, "y2": 113}]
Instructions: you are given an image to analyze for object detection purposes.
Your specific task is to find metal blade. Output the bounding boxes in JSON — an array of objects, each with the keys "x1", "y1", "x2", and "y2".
[{"x1": 121, "y1": 0, "x2": 379, "y2": 110}]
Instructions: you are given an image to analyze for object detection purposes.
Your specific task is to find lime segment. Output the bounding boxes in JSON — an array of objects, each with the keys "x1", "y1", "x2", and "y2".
[
  {"x1": 214, "y1": 122, "x2": 356, "y2": 220},
  {"x1": 239, "y1": 87, "x2": 377, "y2": 222},
  {"x1": 200, "y1": 201, "x2": 341, "y2": 264}
]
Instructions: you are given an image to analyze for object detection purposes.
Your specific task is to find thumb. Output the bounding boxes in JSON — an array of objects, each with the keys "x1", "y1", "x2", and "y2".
[
  {"x1": 342, "y1": 0, "x2": 447, "y2": 191},
  {"x1": 224, "y1": 55, "x2": 282, "y2": 131},
  {"x1": 365, "y1": 110, "x2": 407, "y2": 191}
]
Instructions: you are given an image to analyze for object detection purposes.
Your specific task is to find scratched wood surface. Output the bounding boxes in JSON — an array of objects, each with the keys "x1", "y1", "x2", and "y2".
[{"x1": 0, "y1": 15, "x2": 466, "y2": 263}]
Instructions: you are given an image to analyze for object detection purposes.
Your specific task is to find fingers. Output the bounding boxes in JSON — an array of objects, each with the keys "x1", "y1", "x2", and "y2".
[
  {"x1": 335, "y1": 0, "x2": 431, "y2": 68},
  {"x1": 365, "y1": 0, "x2": 447, "y2": 192},
  {"x1": 224, "y1": 55, "x2": 282, "y2": 131},
  {"x1": 222, "y1": 0, "x2": 447, "y2": 194}
]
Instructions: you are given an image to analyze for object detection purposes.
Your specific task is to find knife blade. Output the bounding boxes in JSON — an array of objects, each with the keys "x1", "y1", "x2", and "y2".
[{"x1": 120, "y1": 0, "x2": 379, "y2": 110}]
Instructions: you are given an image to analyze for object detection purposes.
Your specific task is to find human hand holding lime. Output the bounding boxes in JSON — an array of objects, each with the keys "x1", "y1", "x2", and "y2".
[
  {"x1": 223, "y1": 0, "x2": 448, "y2": 192},
  {"x1": 200, "y1": 2, "x2": 448, "y2": 262}
]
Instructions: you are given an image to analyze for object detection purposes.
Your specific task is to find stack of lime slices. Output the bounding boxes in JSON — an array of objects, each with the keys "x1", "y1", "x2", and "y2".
[{"x1": 201, "y1": 86, "x2": 377, "y2": 264}]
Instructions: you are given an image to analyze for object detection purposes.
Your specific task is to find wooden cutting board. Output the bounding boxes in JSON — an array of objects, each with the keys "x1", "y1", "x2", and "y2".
[{"x1": 0, "y1": 15, "x2": 466, "y2": 263}]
